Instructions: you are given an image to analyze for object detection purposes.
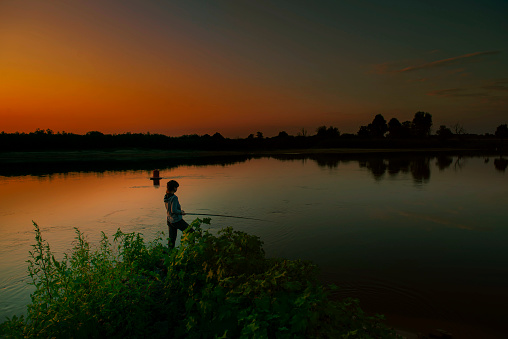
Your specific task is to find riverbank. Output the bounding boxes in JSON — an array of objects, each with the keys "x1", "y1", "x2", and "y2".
[
  {"x1": 0, "y1": 220, "x2": 398, "y2": 338},
  {"x1": 0, "y1": 147, "x2": 502, "y2": 164}
]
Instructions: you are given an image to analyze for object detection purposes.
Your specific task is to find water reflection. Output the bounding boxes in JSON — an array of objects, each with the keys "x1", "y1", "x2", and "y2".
[
  {"x1": 435, "y1": 156, "x2": 453, "y2": 171},
  {"x1": 1, "y1": 153, "x2": 505, "y2": 181},
  {"x1": 0, "y1": 153, "x2": 507, "y2": 337},
  {"x1": 387, "y1": 158, "x2": 410, "y2": 175},
  {"x1": 272, "y1": 153, "x2": 504, "y2": 183},
  {"x1": 359, "y1": 158, "x2": 386, "y2": 180},
  {"x1": 0, "y1": 155, "x2": 253, "y2": 177},
  {"x1": 494, "y1": 157, "x2": 508, "y2": 172},
  {"x1": 151, "y1": 178, "x2": 161, "y2": 187},
  {"x1": 410, "y1": 158, "x2": 431, "y2": 184},
  {"x1": 150, "y1": 170, "x2": 162, "y2": 187},
  {"x1": 358, "y1": 157, "x2": 430, "y2": 183}
]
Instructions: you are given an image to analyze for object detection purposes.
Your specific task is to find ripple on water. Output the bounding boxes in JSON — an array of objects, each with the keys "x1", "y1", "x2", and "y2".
[{"x1": 321, "y1": 271, "x2": 459, "y2": 323}]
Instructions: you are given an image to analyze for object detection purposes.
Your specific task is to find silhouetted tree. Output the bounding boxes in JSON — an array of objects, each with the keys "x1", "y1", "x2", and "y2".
[
  {"x1": 256, "y1": 131, "x2": 264, "y2": 139},
  {"x1": 316, "y1": 125, "x2": 340, "y2": 138},
  {"x1": 316, "y1": 125, "x2": 327, "y2": 137},
  {"x1": 412, "y1": 111, "x2": 432, "y2": 137},
  {"x1": 327, "y1": 126, "x2": 340, "y2": 138},
  {"x1": 453, "y1": 123, "x2": 466, "y2": 135},
  {"x1": 297, "y1": 128, "x2": 308, "y2": 137},
  {"x1": 357, "y1": 125, "x2": 369, "y2": 138},
  {"x1": 34, "y1": 128, "x2": 46, "y2": 136},
  {"x1": 389, "y1": 120, "x2": 413, "y2": 138},
  {"x1": 369, "y1": 114, "x2": 388, "y2": 138},
  {"x1": 212, "y1": 132, "x2": 225, "y2": 140},
  {"x1": 86, "y1": 131, "x2": 105, "y2": 137},
  {"x1": 277, "y1": 131, "x2": 289, "y2": 138},
  {"x1": 495, "y1": 124, "x2": 508, "y2": 138},
  {"x1": 387, "y1": 118, "x2": 402, "y2": 138},
  {"x1": 436, "y1": 125, "x2": 453, "y2": 140},
  {"x1": 388, "y1": 118, "x2": 402, "y2": 136}
]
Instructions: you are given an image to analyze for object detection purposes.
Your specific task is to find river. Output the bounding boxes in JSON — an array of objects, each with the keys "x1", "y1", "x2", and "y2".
[{"x1": 1, "y1": 152, "x2": 507, "y2": 338}]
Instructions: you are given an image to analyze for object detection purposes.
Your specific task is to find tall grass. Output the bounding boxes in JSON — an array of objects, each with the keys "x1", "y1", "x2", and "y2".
[{"x1": 0, "y1": 220, "x2": 397, "y2": 338}]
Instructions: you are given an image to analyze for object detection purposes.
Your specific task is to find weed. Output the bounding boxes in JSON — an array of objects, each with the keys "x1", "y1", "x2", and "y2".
[{"x1": 0, "y1": 220, "x2": 398, "y2": 338}]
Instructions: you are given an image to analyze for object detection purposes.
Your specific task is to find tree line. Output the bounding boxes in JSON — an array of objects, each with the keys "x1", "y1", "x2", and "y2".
[{"x1": 1, "y1": 112, "x2": 507, "y2": 152}]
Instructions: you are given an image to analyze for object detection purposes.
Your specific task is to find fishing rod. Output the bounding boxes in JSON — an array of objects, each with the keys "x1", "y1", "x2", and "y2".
[{"x1": 182, "y1": 213, "x2": 269, "y2": 222}]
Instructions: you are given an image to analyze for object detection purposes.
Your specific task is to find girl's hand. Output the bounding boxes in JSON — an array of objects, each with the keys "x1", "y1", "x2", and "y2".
[{"x1": 182, "y1": 210, "x2": 186, "y2": 215}]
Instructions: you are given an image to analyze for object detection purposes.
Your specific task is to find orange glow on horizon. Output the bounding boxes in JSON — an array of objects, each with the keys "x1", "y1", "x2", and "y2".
[
  {"x1": 0, "y1": 2, "x2": 362, "y2": 137},
  {"x1": 3, "y1": 1, "x2": 503, "y2": 137}
]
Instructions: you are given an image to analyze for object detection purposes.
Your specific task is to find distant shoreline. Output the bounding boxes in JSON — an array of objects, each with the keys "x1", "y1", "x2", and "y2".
[{"x1": 0, "y1": 147, "x2": 504, "y2": 165}]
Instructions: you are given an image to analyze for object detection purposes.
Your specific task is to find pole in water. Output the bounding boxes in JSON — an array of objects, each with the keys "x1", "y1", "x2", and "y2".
[{"x1": 150, "y1": 169, "x2": 162, "y2": 187}]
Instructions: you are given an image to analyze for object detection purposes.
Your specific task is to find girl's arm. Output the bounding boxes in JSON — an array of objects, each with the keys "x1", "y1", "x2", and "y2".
[{"x1": 171, "y1": 196, "x2": 183, "y2": 215}]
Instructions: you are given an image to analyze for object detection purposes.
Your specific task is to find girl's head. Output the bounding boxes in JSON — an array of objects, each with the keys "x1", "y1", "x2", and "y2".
[{"x1": 166, "y1": 180, "x2": 179, "y2": 194}]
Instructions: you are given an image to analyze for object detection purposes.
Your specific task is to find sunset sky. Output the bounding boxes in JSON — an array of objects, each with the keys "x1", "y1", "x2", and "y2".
[{"x1": 1, "y1": 0, "x2": 507, "y2": 137}]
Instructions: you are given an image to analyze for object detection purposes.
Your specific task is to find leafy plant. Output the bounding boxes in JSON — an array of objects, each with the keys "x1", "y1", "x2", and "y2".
[{"x1": 0, "y1": 220, "x2": 398, "y2": 338}]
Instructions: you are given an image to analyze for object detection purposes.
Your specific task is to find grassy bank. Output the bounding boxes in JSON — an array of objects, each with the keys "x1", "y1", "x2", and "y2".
[{"x1": 0, "y1": 220, "x2": 397, "y2": 338}]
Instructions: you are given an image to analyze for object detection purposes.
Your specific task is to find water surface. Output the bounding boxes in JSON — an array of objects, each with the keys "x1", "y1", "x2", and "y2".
[{"x1": 0, "y1": 153, "x2": 507, "y2": 337}]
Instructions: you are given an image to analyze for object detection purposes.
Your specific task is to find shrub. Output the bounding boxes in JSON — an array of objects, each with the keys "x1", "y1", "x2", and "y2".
[{"x1": 0, "y1": 220, "x2": 398, "y2": 338}]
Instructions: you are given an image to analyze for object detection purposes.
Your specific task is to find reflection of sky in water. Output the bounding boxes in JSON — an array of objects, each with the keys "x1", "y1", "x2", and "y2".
[{"x1": 0, "y1": 155, "x2": 507, "y2": 334}]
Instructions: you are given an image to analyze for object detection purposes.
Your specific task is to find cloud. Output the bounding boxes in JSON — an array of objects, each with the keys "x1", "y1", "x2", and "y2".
[
  {"x1": 407, "y1": 77, "x2": 429, "y2": 83},
  {"x1": 481, "y1": 79, "x2": 508, "y2": 92},
  {"x1": 371, "y1": 62, "x2": 391, "y2": 75},
  {"x1": 427, "y1": 88, "x2": 487, "y2": 98},
  {"x1": 372, "y1": 51, "x2": 501, "y2": 75},
  {"x1": 427, "y1": 86, "x2": 508, "y2": 105},
  {"x1": 429, "y1": 79, "x2": 508, "y2": 99},
  {"x1": 397, "y1": 51, "x2": 501, "y2": 73}
]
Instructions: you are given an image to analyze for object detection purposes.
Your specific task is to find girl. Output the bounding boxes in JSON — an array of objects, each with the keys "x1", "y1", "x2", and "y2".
[{"x1": 164, "y1": 180, "x2": 191, "y2": 248}]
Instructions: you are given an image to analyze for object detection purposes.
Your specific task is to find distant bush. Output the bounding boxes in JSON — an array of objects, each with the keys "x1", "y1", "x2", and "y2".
[{"x1": 0, "y1": 221, "x2": 397, "y2": 338}]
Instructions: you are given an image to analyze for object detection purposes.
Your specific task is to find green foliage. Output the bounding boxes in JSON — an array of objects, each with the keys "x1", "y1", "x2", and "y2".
[{"x1": 1, "y1": 220, "x2": 398, "y2": 338}]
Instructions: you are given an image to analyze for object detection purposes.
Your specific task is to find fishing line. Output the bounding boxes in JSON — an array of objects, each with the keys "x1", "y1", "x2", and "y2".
[{"x1": 182, "y1": 213, "x2": 270, "y2": 222}]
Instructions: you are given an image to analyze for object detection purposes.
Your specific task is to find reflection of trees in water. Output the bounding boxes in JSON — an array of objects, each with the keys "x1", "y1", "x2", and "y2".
[
  {"x1": 453, "y1": 156, "x2": 466, "y2": 171},
  {"x1": 358, "y1": 156, "x2": 431, "y2": 183},
  {"x1": 435, "y1": 155, "x2": 467, "y2": 172},
  {"x1": 0, "y1": 155, "x2": 254, "y2": 177},
  {"x1": 435, "y1": 156, "x2": 453, "y2": 171},
  {"x1": 410, "y1": 158, "x2": 431, "y2": 184},
  {"x1": 275, "y1": 154, "x2": 436, "y2": 183},
  {"x1": 387, "y1": 158, "x2": 410, "y2": 175},
  {"x1": 314, "y1": 157, "x2": 341, "y2": 169},
  {"x1": 5, "y1": 152, "x2": 504, "y2": 179},
  {"x1": 359, "y1": 159, "x2": 386, "y2": 180},
  {"x1": 272, "y1": 154, "x2": 342, "y2": 169},
  {"x1": 494, "y1": 158, "x2": 508, "y2": 172}
]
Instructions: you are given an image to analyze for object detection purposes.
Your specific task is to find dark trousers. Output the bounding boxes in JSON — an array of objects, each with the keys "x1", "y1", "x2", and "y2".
[{"x1": 167, "y1": 219, "x2": 191, "y2": 248}]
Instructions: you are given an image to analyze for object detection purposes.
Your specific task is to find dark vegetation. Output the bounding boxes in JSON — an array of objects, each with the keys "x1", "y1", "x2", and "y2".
[
  {"x1": 1, "y1": 112, "x2": 506, "y2": 152},
  {"x1": 0, "y1": 221, "x2": 397, "y2": 338}
]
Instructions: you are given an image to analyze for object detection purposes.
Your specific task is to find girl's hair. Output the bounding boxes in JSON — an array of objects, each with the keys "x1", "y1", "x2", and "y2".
[{"x1": 166, "y1": 180, "x2": 180, "y2": 193}]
